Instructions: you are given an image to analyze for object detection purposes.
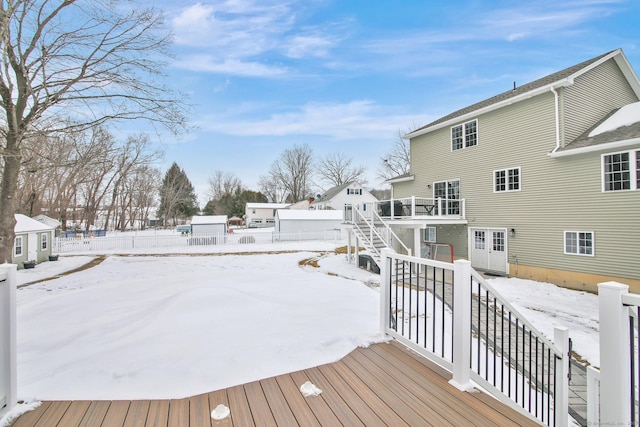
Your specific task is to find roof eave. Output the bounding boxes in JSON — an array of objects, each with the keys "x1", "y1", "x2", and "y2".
[
  {"x1": 405, "y1": 49, "x2": 633, "y2": 140},
  {"x1": 386, "y1": 174, "x2": 415, "y2": 184},
  {"x1": 548, "y1": 137, "x2": 640, "y2": 158}
]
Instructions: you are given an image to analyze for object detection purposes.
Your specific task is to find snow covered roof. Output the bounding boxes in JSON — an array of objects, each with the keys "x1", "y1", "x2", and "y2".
[
  {"x1": 247, "y1": 203, "x2": 290, "y2": 210},
  {"x1": 15, "y1": 214, "x2": 55, "y2": 233},
  {"x1": 33, "y1": 214, "x2": 62, "y2": 228},
  {"x1": 551, "y1": 101, "x2": 640, "y2": 157},
  {"x1": 589, "y1": 102, "x2": 640, "y2": 137},
  {"x1": 190, "y1": 215, "x2": 227, "y2": 225},
  {"x1": 276, "y1": 210, "x2": 343, "y2": 221}
]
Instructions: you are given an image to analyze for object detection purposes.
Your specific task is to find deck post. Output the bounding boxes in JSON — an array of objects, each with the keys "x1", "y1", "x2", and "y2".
[
  {"x1": 586, "y1": 366, "x2": 600, "y2": 425},
  {"x1": 597, "y1": 282, "x2": 631, "y2": 426},
  {"x1": 0, "y1": 264, "x2": 17, "y2": 416},
  {"x1": 553, "y1": 326, "x2": 569, "y2": 427},
  {"x1": 379, "y1": 249, "x2": 391, "y2": 335},
  {"x1": 449, "y1": 259, "x2": 474, "y2": 392}
]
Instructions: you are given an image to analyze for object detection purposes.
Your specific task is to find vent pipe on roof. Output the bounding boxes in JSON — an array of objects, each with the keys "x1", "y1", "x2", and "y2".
[{"x1": 513, "y1": 81, "x2": 516, "y2": 91}]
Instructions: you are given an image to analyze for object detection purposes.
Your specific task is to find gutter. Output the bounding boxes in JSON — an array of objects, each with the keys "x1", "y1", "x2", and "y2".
[
  {"x1": 548, "y1": 137, "x2": 640, "y2": 158},
  {"x1": 550, "y1": 86, "x2": 561, "y2": 154}
]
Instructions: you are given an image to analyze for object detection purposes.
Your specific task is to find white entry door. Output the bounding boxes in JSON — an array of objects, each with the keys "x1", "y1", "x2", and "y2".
[
  {"x1": 470, "y1": 228, "x2": 507, "y2": 274},
  {"x1": 27, "y1": 233, "x2": 37, "y2": 261}
]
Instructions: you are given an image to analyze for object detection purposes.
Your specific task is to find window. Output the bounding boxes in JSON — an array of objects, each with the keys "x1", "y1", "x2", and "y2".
[
  {"x1": 41, "y1": 233, "x2": 48, "y2": 250},
  {"x1": 433, "y1": 179, "x2": 460, "y2": 215},
  {"x1": 347, "y1": 188, "x2": 362, "y2": 195},
  {"x1": 494, "y1": 167, "x2": 521, "y2": 192},
  {"x1": 474, "y1": 230, "x2": 485, "y2": 250},
  {"x1": 451, "y1": 119, "x2": 478, "y2": 151},
  {"x1": 602, "y1": 150, "x2": 640, "y2": 191},
  {"x1": 14, "y1": 236, "x2": 23, "y2": 256},
  {"x1": 564, "y1": 231, "x2": 594, "y2": 256},
  {"x1": 423, "y1": 227, "x2": 436, "y2": 243}
]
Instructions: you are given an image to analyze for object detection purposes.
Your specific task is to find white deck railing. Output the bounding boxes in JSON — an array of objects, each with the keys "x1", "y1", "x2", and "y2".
[
  {"x1": 348, "y1": 206, "x2": 411, "y2": 257},
  {"x1": 380, "y1": 250, "x2": 568, "y2": 426},
  {"x1": 0, "y1": 264, "x2": 17, "y2": 417},
  {"x1": 368, "y1": 196, "x2": 466, "y2": 220},
  {"x1": 596, "y1": 282, "x2": 640, "y2": 426},
  {"x1": 54, "y1": 230, "x2": 344, "y2": 253}
]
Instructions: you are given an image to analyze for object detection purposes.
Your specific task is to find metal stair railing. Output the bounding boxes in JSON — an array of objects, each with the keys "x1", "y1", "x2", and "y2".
[{"x1": 351, "y1": 206, "x2": 411, "y2": 258}]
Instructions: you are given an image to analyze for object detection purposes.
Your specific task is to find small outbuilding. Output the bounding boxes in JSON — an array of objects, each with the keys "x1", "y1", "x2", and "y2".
[
  {"x1": 190, "y1": 215, "x2": 228, "y2": 234},
  {"x1": 275, "y1": 209, "x2": 343, "y2": 236},
  {"x1": 13, "y1": 214, "x2": 55, "y2": 268}
]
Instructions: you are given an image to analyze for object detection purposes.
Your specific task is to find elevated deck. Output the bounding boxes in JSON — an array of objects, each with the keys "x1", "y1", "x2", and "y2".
[{"x1": 8, "y1": 341, "x2": 538, "y2": 426}]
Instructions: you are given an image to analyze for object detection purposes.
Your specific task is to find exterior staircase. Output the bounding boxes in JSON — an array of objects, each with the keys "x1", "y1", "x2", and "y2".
[{"x1": 347, "y1": 206, "x2": 410, "y2": 268}]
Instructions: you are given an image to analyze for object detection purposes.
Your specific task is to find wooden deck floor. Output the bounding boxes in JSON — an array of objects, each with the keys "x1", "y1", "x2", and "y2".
[{"x1": 9, "y1": 341, "x2": 540, "y2": 426}]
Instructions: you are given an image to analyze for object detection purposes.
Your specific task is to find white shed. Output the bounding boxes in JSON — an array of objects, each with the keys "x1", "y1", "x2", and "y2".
[
  {"x1": 190, "y1": 215, "x2": 228, "y2": 234},
  {"x1": 275, "y1": 210, "x2": 343, "y2": 236}
]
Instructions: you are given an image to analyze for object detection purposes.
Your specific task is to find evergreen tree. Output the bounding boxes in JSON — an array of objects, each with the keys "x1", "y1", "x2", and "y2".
[{"x1": 158, "y1": 163, "x2": 198, "y2": 225}]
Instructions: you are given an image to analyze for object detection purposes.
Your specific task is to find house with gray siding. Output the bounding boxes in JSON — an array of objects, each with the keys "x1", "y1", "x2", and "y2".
[{"x1": 380, "y1": 49, "x2": 640, "y2": 292}]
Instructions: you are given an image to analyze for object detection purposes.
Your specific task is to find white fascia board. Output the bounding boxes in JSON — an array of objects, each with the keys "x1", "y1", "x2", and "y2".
[
  {"x1": 548, "y1": 137, "x2": 640, "y2": 158},
  {"x1": 406, "y1": 50, "x2": 628, "y2": 140},
  {"x1": 387, "y1": 175, "x2": 415, "y2": 184},
  {"x1": 405, "y1": 80, "x2": 573, "y2": 139}
]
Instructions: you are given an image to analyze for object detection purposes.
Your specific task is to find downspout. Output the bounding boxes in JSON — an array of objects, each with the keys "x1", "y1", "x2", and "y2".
[{"x1": 550, "y1": 86, "x2": 561, "y2": 154}]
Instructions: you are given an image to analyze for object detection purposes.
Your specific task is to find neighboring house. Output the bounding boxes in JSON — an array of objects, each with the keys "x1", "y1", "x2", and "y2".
[
  {"x1": 285, "y1": 198, "x2": 315, "y2": 210},
  {"x1": 33, "y1": 214, "x2": 62, "y2": 236},
  {"x1": 275, "y1": 210, "x2": 343, "y2": 235},
  {"x1": 245, "y1": 203, "x2": 289, "y2": 227},
  {"x1": 190, "y1": 215, "x2": 227, "y2": 234},
  {"x1": 311, "y1": 182, "x2": 378, "y2": 217},
  {"x1": 381, "y1": 48, "x2": 640, "y2": 292},
  {"x1": 13, "y1": 214, "x2": 55, "y2": 268}
]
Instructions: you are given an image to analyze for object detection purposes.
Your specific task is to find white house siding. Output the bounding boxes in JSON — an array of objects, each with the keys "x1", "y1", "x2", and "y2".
[
  {"x1": 191, "y1": 223, "x2": 226, "y2": 234},
  {"x1": 562, "y1": 58, "x2": 639, "y2": 145},
  {"x1": 275, "y1": 210, "x2": 343, "y2": 235},
  {"x1": 396, "y1": 70, "x2": 640, "y2": 286}
]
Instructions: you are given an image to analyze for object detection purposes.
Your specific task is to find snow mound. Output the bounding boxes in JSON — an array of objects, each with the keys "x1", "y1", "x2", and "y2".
[
  {"x1": 211, "y1": 404, "x2": 230, "y2": 420},
  {"x1": 589, "y1": 101, "x2": 640, "y2": 137},
  {"x1": 300, "y1": 381, "x2": 322, "y2": 397}
]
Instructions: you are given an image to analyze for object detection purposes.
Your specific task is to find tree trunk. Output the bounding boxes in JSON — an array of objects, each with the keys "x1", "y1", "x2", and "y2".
[{"x1": 0, "y1": 144, "x2": 21, "y2": 263}]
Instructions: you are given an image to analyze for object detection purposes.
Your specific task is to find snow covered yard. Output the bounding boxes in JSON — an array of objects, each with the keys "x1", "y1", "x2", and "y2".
[
  {"x1": 9, "y1": 241, "x2": 602, "y2": 406},
  {"x1": 15, "y1": 244, "x2": 384, "y2": 401}
]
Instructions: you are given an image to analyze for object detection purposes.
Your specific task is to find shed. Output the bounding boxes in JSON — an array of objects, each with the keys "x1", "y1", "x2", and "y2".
[
  {"x1": 190, "y1": 215, "x2": 228, "y2": 234},
  {"x1": 14, "y1": 214, "x2": 55, "y2": 268},
  {"x1": 275, "y1": 210, "x2": 343, "y2": 235}
]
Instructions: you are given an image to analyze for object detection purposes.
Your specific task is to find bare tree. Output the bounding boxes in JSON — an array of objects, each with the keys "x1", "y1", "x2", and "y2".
[
  {"x1": 258, "y1": 174, "x2": 287, "y2": 203},
  {"x1": 378, "y1": 130, "x2": 411, "y2": 182},
  {"x1": 0, "y1": 0, "x2": 188, "y2": 262},
  {"x1": 207, "y1": 171, "x2": 243, "y2": 201},
  {"x1": 263, "y1": 144, "x2": 314, "y2": 203},
  {"x1": 316, "y1": 153, "x2": 366, "y2": 189}
]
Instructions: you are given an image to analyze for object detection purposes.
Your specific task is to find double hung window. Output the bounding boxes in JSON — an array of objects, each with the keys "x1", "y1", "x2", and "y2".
[
  {"x1": 602, "y1": 150, "x2": 640, "y2": 191},
  {"x1": 451, "y1": 120, "x2": 478, "y2": 151}
]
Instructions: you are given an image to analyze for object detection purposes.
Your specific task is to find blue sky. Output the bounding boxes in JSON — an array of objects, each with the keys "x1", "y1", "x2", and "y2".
[{"x1": 141, "y1": 0, "x2": 640, "y2": 203}]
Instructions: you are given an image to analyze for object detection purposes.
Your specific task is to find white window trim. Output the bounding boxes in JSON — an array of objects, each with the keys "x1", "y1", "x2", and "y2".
[
  {"x1": 601, "y1": 149, "x2": 639, "y2": 192},
  {"x1": 14, "y1": 235, "x2": 23, "y2": 256},
  {"x1": 451, "y1": 119, "x2": 478, "y2": 151},
  {"x1": 423, "y1": 227, "x2": 437, "y2": 243},
  {"x1": 493, "y1": 166, "x2": 522, "y2": 193},
  {"x1": 41, "y1": 233, "x2": 48, "y2": 250},
  {"x1": 564, "y1": 231, "x2": 595, "y2": 257}
]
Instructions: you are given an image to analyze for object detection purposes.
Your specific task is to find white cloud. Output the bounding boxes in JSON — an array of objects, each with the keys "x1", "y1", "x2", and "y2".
[
  {"x1": 175, "y1": 55, "x2": 288, "y2": 77},
  {"x1": 285, "y1": 34, "x2": 335, "y2": 59},
  {"x1": 196, "y1": 100, "x2": 432, "y2": 140}
]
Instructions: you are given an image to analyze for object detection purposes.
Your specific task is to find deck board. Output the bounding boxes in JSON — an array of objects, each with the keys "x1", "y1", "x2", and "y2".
[{"x1": 8, "y1": 341, "x2": 541, "y2": 427}]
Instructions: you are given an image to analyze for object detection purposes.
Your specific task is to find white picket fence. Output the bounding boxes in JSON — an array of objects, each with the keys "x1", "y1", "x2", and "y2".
[
  {"x1": 0, "y1": 264, "x2": 17, "y2": 417},
  {"x1": 54, "y1": 229, "x2": 344, "y2": 253}
]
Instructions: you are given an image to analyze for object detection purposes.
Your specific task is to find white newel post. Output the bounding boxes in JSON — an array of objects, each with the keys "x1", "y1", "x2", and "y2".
[
  {"x1": 379, "y1": 249, "x2": 391, "y2": 335},
  {"x1": 554, "y1": 326, "x2": 569, "y2": 427},
  {"x1": 0, "y1": 264, "x2": 17, "y2": 415},
  {"x1": 449, "y1": 259, "x2": 473, "y2": 391},
  {"x1": 598, "y1": 282, "x2": 631, "y2": 426}
]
